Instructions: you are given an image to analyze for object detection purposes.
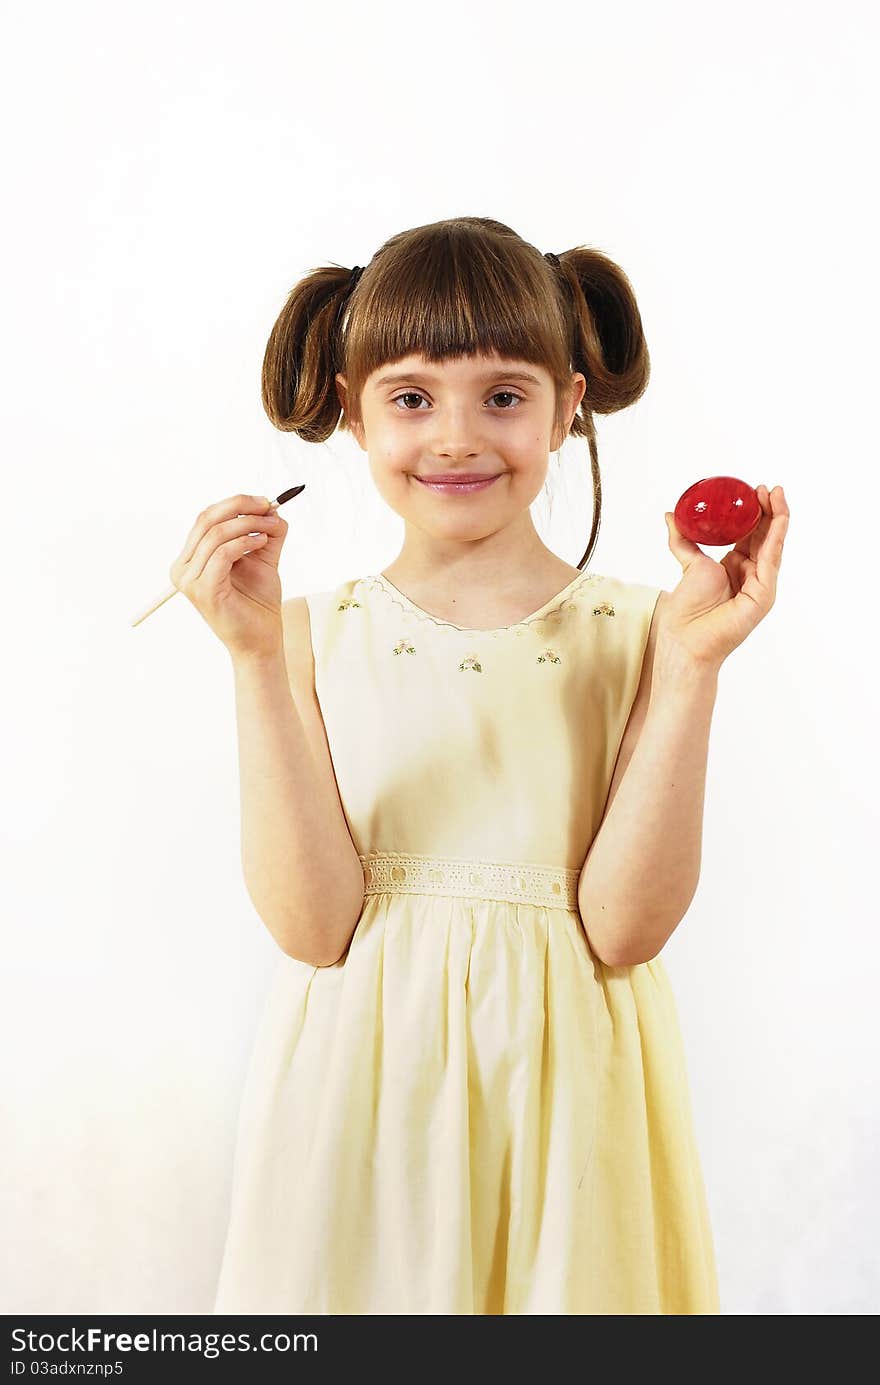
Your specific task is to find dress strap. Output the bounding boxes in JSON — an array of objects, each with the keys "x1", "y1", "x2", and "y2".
[{"x1": 359, "y1": 850, "x2": 580, "y2": 911}]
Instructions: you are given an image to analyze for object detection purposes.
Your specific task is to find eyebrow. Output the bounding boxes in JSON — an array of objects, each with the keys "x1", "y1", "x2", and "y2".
[{"x1": 374, "y1": 369, "x2": 543, "y2": 388}]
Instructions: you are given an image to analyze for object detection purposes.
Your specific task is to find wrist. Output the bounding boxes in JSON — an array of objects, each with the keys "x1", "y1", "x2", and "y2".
[
  {"x1": 229, "y1": 643, "x2": 286, "y2": 676},
  {"x1": 651, "y1": 633, "x2": 722, "y2": 698}
]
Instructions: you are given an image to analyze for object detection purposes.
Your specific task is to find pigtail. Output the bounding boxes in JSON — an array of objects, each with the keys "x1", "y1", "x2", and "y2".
[
  {"x1": 557, "y1": 248, "x2": 651, "y2": 420},
  {"x1": 551, "y1": 246, "x2": 651, "y2": 570},
  {"x1": 261, "y1": 264, "x2": 361, "y2": 442}
]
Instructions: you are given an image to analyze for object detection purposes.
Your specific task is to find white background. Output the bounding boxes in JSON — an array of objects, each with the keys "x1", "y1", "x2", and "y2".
[{"x1": 2, "y1": 0, "x2": 877, "y2": 1316}]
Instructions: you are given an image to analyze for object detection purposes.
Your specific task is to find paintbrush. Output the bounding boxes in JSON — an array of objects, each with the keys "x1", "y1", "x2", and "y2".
[{"x1": 130, "y1": 485, "x2": 305, "y2": 627}]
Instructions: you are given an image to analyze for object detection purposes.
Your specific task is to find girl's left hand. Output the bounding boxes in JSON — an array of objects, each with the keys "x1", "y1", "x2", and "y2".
[{"x1": 662, "y1": 484, "x2": 790, "y2": 671}]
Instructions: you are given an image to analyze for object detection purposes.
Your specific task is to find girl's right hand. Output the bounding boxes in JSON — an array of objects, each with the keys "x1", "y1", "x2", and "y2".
[{"x1": 169, "y1": 494, "x2": 290, "y2": 661}]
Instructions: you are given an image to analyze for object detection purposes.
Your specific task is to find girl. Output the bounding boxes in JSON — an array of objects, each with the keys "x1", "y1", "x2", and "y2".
[{"x1": 173, "y1": 216, "x2": 789, "y2": 1315}]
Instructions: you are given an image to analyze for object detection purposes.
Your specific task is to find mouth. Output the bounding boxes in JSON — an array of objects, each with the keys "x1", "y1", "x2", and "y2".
[{"x1": 414, "y1": 474, "x2": 503, "y2": 495}]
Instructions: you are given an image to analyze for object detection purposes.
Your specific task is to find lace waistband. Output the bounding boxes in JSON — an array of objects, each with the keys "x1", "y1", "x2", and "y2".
[{"x1": 358, "y1": 851, "x2": 580, "y2": 911}]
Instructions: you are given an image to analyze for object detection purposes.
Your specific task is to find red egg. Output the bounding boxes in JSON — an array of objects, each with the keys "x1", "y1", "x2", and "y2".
[{"x1": 674, "y1": 476, "x2": 762, "y2": 546}]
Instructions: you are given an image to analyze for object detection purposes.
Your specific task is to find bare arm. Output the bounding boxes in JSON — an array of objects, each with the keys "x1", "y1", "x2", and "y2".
[
  {"x1": 578, "y1": 485, "x2": 788, "y2": 968},
  {"x1": 578, "y1": 600, "x2": 719, "y2": 966},
  {"x1": 232, "y1": 597, "x2": 365, "y2": 966}
]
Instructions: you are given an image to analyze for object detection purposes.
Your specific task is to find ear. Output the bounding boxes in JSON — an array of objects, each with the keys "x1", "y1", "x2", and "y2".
[
  {"x1": 568, "y1": 371, "x2": 587, "y2": 424},
  {"x1": 551, "y1": 372, "x2": 587, "y2": 450}
]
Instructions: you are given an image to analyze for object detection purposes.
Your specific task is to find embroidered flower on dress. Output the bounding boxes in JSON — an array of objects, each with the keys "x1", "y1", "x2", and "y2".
[{"x1": 338, "y1": 573, "x2": 618, "y2": 676}]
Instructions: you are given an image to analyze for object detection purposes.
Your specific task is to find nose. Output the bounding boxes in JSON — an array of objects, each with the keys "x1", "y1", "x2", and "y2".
[{"x1": 428, "y1": 404, "x2": 485, "y2": 459}]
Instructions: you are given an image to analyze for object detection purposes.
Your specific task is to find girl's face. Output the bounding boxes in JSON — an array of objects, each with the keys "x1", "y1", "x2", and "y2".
[{"x1": 336, "y1": 352, "x2": 586, "y2": 545}]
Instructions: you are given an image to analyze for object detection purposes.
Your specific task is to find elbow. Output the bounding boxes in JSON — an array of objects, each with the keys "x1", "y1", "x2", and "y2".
[
  {"x1": 295, "y1": 950, "x2": 349, "y2": 968},
  {"x1": 582, "y1": 910, "x2": 681, "y2": 967},
  {"x1": 594, "y1": 938, "x2": 665, "y2": 967},
  {"x1": 279, "y1": 894, "x2": 364, "y2": 968},
  {"x1": 581, "y1": 885, "x2": 698, "y2": 967},
  {"x1": 281, "y1": 935, "x2": 353, "y2": 968}
]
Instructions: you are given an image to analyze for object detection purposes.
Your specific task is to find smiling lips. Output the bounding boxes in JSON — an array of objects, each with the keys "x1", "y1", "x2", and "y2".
[{"x1": 414, "y1": 474, "x2": 503, "y2": 494}]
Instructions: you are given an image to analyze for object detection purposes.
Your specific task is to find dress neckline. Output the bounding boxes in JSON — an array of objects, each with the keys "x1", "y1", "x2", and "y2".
[{"x1": 365, "y1": 567, "x2": 596, "y2": 634}]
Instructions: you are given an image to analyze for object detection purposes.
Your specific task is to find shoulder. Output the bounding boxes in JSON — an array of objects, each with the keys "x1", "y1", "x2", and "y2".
[
  {"x1": 280, "y1": 595, "x2": 316, "y2": 701},
  {"x1": 643, "y1": 587, "x2": 671, "y2": 660},
  {"x1": 281, "y1": 577, "x2": 363, "y2": 674},
  {"x1": 639, "y1": 582, "x2": 671, "y2": 626},
  {"x1": 279, "y1": 589, "x2": 350, "y2": 767},
  {"x1": 594, "y1": 571, "x2": 667, "y2": 604},
  {"x1": 283, "y1": 577, "x2": 360, "y2": 628},
  {"x1": 589, "y1": 574, "x2": 671, "y2": 698},
  {"x1": 598, "y1": 585, "x2": 671, "y2": 815},
  {"x1": 589, "y1": 573, "x2": 670, "y2": 629},
  {"x1": 619, "y1": 579, "x2": 670, "y2": 659}
]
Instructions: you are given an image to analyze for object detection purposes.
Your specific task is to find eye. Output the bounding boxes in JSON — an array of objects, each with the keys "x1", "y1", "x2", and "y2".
[{"x1": 390, "y1": 390, "x2": 525, "y2": 412}]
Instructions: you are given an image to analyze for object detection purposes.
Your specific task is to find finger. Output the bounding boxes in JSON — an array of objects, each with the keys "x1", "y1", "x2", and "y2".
[
  {"x1": 182, "y1": 494, "x2": 274, "y2": 564},
  {"x1": 258, "y1": 512, "x2": 288, "y2": 548},
  {"x1": 732, "y1": 483, "x2": 770, "y2": 559},
  {"x1": 756, "y1": 485, "x2": 790, "y2": 588},
  {"x1": 664, "y1": 511, "x2": 703, "y2": 571},
  {"x1": 186, "y1": 512, "x2": 279, "y2": 583},
  {"x1": 203, "y1": 531, "x2": 270, "y2": 587}
]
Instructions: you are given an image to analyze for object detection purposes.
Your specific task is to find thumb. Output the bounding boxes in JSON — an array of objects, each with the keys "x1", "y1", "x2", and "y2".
[{"x1": 665, "y1": 511, "x2": 703, "y2": 572}]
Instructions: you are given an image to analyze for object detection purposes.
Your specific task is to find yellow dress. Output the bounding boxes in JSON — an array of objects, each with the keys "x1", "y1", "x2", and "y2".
[{"x1": 212, "y1": 568, "x2": 720, "y2": 1315}]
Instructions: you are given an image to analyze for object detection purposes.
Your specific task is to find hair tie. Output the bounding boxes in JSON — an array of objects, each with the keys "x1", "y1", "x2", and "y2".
[
  {"x1": 544, "y1": 251, "x2": 561, "y2": 268},
  {"x1": 349, "y1": 265, "x2": 364, "y2": 291}
]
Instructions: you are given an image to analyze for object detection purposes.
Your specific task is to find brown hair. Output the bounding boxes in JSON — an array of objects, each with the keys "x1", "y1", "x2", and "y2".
[{"x1": 261, "y1": 216, "x2": 650, "y2": 570}]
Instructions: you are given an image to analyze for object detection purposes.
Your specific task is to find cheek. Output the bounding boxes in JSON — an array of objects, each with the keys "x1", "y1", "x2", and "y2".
[
  {"x1": 375, "y1": 436, "x2": 415, "y2": 479},
  {"x1": 367, "y1": 422, "x2": 405, "y2": 464},
  {"x1": 377, "y1": 453, "x2": 409, "y2": 482},
  {"x1": 367, "y1": 455, "x2": 410, "y2": 504}
]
